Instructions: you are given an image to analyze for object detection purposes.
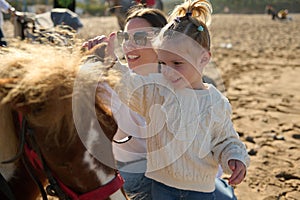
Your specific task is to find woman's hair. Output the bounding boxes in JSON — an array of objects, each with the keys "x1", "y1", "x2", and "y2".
[
  {"x1": 165, "y1": 0, "x2": 212, "y2": 50},
  {"x1": 125, "y1": 6, "x2": 168, "y2": 28}
]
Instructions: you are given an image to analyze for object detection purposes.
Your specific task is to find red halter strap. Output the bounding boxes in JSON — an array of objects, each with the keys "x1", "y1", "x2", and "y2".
[
  {"x1": 58, "y1": 173, "x2": 125, "y2": 200},
  {"x1": 20, "y1": 113, "x2": 125, "y2": 200}
]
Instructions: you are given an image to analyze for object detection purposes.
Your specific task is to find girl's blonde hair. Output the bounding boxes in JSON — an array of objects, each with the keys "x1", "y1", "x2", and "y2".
[{"x1": 164, "y1": 0, "x2": 212, "y2": 50}]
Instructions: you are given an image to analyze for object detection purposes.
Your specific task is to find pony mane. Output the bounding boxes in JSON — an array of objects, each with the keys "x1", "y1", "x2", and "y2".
[
  {"x1": 0, "y1": 43, "x2": 120, "y2": 146},
  {"x1": 0, "y1": 44, "x2": 80, "y2": 105}
]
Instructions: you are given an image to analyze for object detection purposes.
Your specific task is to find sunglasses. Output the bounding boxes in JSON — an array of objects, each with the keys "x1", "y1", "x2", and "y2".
[{"x1": 117, "y1": 31, "x2": 152, "y2": 46}]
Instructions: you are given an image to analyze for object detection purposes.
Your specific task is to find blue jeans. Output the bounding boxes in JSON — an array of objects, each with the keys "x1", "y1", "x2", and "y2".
[
  {"x1": 215, "y1": 178, "x2": 237, "y2": 200},
  {"x1": 120, "y1": 171, "x2": 152, "y2": 200},
  {"x1": 151, "y1": 180, "x2": 216, "y2": 200},
  {"x1": 120, "y1": 171, "x2": 236, "y2": 200},
  {"x1": 0, "y1": 28, "x2": 4, "y2": 39}
]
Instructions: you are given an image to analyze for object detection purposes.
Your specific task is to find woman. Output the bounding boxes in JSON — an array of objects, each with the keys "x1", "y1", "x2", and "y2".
[{"x1": 83, "y1": 6, "x2": 237, "y2": 200}]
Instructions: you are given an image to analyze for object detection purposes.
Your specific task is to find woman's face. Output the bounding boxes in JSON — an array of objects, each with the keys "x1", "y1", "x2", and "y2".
[{"x1": 123, "y1": 18, "x2": 158, "y2": 75}]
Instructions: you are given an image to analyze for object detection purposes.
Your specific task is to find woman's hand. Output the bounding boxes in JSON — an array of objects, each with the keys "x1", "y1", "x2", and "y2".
[
  {"x1": 82, "y1": 35, "x2": 108, "y2": 50},
  {"x1": 82, "y1": 33, "x2": 117, "y2": 61}
]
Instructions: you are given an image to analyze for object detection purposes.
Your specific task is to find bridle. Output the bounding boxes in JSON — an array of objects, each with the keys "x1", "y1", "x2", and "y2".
[{"x1": 1, "y1": 113, "x2": 125, "y2": 200}]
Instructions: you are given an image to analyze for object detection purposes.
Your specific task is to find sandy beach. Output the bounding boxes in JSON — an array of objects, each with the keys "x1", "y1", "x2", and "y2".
[
  {"x1": 2, "y1": 13, "x2": 300, "y2": 200},
  {"x1": 210, "y1": 14, "x2": 300, "y2": 200}
]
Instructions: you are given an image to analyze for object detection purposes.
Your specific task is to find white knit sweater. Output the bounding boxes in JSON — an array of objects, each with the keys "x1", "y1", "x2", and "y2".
[{"x1": 114, "y1": 62, "x2": 250, "y2": 192}]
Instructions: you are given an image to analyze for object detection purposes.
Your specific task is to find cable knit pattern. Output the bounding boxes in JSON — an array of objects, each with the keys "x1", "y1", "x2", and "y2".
[{"x1": 113, "y1": 61, "x2": 250, "y2": 192}]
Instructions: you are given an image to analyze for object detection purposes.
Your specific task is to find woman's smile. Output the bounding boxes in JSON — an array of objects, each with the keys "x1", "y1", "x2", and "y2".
[{"x1": 126, "y1": 52, "x2": 140, "y2": 62}]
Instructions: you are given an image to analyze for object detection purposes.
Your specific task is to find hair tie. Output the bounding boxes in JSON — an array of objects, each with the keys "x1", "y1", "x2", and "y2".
[
  {"x1": 186, "y1": 12, "x2": 192, "y2": 17},
  {"x1": 197, "y1": 25, "x2": 204, "y2": 32},
  {"x1": 174, "y1": 17, "x2": 181, "y2": 23}
]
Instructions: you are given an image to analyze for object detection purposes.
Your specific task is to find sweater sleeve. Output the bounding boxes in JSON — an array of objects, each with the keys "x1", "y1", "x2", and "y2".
[
  {"x1": 211, "y1": 99, "x2": 250, "y2": 175},
  {"x1": 113, "y1": 61, "x2": 158, "y2": 119}
]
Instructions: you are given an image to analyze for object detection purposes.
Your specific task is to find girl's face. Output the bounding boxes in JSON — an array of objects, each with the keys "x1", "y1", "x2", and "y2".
[
  {"x1": 157, "y1": 49, "x2": 209, "y2": 90},
  {"x1": 123, "y1": 18, "x2": 158, "y2": 75}
]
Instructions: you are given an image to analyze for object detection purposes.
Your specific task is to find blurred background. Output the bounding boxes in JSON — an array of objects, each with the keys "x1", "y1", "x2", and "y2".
[{"x1": 5, "y1": 0, "x2": 300, "y2": 17}]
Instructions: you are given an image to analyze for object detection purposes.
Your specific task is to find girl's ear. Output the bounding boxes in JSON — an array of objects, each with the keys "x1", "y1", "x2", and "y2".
[
  {"x1": 200, "y1": 51, "x2": 211, "y2": 66},
  {"x1": 196, "y1": 50, "x2": 211, "y2": 73}
]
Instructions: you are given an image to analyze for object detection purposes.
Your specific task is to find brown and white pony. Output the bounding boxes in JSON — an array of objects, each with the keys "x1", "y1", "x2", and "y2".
[
  {"x1": 106, "y1": 0, "x2": 164, "y2": 29},
  {"x1": 0, "y1": 43, "x2": 128, "y2": 200}
]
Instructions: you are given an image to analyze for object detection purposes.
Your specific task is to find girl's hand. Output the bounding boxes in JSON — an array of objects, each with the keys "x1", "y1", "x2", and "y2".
[{"x1": 228, "y1": 159, "x2": 246, "y2": 186}]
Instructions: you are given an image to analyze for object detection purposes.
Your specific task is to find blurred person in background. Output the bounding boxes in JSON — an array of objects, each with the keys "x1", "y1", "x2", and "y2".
[{"x1": 0, "y1": 0, "x2": 15, "y2": 46}]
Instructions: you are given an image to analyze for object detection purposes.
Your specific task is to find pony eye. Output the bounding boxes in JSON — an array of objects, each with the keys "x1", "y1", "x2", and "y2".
[{"x1": 32, "y1": 104, "x2": 45, "y2": 115}]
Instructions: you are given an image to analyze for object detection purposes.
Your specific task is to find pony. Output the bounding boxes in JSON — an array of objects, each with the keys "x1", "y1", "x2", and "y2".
[
  {"x1": 106, "y1": 0, "x2": 164, "y2": 29},
  {"x1": 0, "y1": 43, "x2": 129, "y2": 200}
]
